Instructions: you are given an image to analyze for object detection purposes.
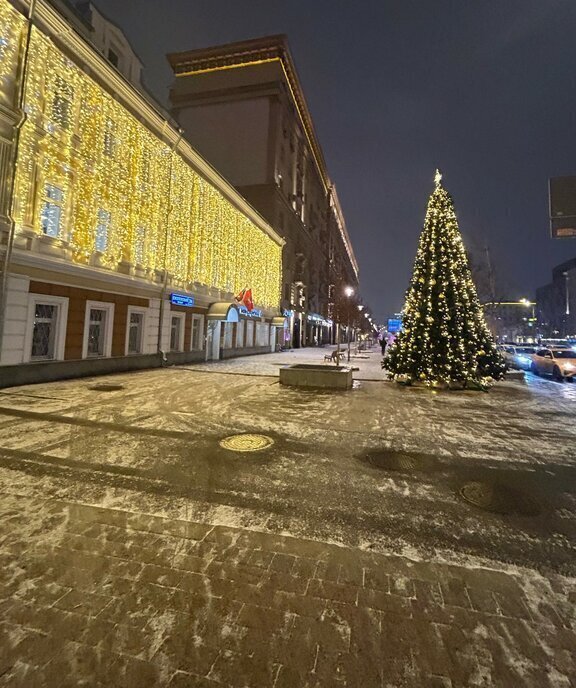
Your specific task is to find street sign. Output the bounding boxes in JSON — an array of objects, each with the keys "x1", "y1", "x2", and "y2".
[
  {"x1": 387, "y1": 318, "x2": 402, "y2": 333},
  {"x1": 170, "y1": 293, "x2": 194, "y2": 307}
]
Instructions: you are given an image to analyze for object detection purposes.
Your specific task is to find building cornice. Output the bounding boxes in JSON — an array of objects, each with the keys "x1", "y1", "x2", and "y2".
[{"x1": 167, "y1": 35, "x2": 330, "y2": 196}]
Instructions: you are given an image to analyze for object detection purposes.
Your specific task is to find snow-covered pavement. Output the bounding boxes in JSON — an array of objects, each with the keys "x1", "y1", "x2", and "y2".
[{"x1": 0, "y1": 348, "x2": 574, "y2": 686}]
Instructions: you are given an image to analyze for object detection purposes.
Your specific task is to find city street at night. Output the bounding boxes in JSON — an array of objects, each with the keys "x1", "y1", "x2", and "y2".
[{"x1": 0, "y1": 348, "x2": 574, "y2": 687}]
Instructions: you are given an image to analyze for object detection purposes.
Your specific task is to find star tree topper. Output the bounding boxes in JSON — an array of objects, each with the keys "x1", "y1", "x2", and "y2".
[{"x1": 434, "y1": 168, "x2": 442, "y2": 186}]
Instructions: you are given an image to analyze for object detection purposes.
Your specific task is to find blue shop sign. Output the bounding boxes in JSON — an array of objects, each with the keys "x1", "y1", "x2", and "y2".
[
  {"x1": 170, "y1": 293, "x2": 195, "y2": 307},
  {"x1": 238, "y1": 306, "x2": 262, "y2": 318}
]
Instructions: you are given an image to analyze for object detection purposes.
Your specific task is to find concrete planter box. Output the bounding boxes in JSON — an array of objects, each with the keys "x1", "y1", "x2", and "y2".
[{"x1": 280, "y1": 364, "x2": 353, "y2": 390}]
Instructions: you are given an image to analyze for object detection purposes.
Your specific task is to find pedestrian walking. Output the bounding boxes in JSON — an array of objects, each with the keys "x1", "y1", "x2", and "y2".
[{"x1": 380, "y1": 337, "x2": 387, "y2": 355}]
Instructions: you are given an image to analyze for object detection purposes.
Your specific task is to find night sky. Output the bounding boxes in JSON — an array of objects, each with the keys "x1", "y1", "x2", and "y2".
[{"x1": 97, "y1": 0, "x2": 576, "y2": 324}]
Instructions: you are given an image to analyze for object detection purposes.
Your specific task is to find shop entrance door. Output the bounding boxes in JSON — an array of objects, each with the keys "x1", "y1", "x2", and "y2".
[{"x1": 205, "y1": 321, "x2": 221, "y2": 361}]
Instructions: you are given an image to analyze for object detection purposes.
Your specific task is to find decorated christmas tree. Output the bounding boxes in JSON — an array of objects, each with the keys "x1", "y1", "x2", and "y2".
[{"x1": 385, "y1": 171, "x2": 505, "y2": 387}]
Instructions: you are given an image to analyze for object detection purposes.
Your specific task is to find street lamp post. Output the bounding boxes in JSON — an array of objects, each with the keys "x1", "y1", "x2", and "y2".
[{"x1": 344, "y1": 286, "x2": 354, "y2": 363}]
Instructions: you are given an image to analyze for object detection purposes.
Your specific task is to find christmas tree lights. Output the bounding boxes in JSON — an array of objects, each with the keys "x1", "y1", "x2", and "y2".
[
  {"x1": 385, "y1": 171, "x2": 505, "y2": 387},
  {"x1": 2, "y1": 0, "x2": 281, "y2": 309}
]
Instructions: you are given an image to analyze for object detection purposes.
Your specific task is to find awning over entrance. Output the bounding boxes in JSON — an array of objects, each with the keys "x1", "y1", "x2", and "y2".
[
  {"x1": 271, "y1": 316, "x2": 288, "y2": 328},
  {"x1": 206, "y1": 302, "x2": 239, "y2": 322}
]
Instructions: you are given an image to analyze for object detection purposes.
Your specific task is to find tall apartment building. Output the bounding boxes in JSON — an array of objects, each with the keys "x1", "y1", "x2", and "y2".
[
  {"x1": 536, "y1": 258, "x2": 576, "y2": 338},
  {"x1": 167, "y1": 35, "x2": 359, "y2": 347},
  {"x1": 0, "y1": 0, "x2": 285, "y2": 388}
]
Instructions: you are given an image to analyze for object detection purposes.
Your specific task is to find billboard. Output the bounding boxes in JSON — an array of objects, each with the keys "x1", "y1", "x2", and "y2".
[
  {"x1": 387, "y1": 318, "x2": 402, "y2": 333},
  {"x1": 549, "y1": 176, "x2": 576, "y2": 238}
]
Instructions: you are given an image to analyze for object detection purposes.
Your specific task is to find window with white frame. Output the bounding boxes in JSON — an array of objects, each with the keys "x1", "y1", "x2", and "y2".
[
  {"x1": 40, "y1": 184, "x2": 64, "y2": 238},
  {"x1": 126, "y1": 308, "x2": 145, "y2": 355},
  {"x1": 25, "y1": 295, "x2": 68, "y2": 362},
  {"x1": 170, "y1": 313, "x2": 185, "y2": 351},
  {"x1": 95, "y1": 209, "x2": 111, "y2": 252},
  {"x1": 191, "y1": 314, "x2": 204, "y2": 351},
  {"x1": 235, "y1": 320, "x2": 244, "y2": 348},
  {"x1": 83, "y1": 301, "x2": 114, "y2": 358}
]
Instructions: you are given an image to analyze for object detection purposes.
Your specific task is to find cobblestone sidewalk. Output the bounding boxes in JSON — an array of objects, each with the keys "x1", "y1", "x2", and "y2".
[{"x1": 1, "y1": 496, "x2": 574, "y2": 687}]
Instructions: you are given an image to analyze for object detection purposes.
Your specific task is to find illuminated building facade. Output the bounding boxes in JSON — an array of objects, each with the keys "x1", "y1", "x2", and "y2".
[
  {"x1": 167, "y1": 35, "x2": 359, "y2": 347},
  {"x1": 0, "y1": 0, "x2": 284, "y2": 386}
]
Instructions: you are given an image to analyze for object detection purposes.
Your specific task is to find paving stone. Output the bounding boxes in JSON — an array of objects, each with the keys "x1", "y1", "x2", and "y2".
[
  {"x1": 440, "y1": 578, "x2": 471, "y2": 609},
  {"x1": 307, "y1": 578, "x2": 359, "y2": 605},
  {"x1": 268, "y1": 553, "x2": 296, "y2": 574},
  {"x1": 0, "y1": 498, "x2": 573, "y2": 688},
  {"x1": 364, "y1": 567, "x2": 390, "y2": 593},
  {"x1": 358, "y1": 588, "x2": 412, "y2": 615},
  {"x1": 208, "y1": 649, "x2": 279, "y2": 687}
]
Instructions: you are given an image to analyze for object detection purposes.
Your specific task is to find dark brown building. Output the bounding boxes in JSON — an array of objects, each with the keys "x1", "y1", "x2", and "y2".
[{"x1": 167, "y1": 35, "x2": 359, "y2": 346}]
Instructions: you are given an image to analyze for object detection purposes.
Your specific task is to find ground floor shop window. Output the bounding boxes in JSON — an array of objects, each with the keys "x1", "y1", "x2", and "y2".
[
  {"x1": 25, "y1": 295, "x2": 68, "y2": 362},
  {"x1": 191, "y1": 314, "x2": 204, "y2": 350},
  {"x1": 170, "y1": 313, "x2": 185, "y2": 351},
  {"x1": 126, "y1": 308, "x2": 145, "y2": 354},
  {"x1": 236, "y1": 321, "x2": 244, "y2": 348},
  {"x1": 256, "y1": 323, "x2": 269, "y2": 347},
  {"x1": 245, "y1": 321, "x2": 254, "y2": 348},
  {"x1": 223, "y1": 322, "x2": 233, "y2": 349},
  {"x1": 83, "y1": 301, "x2": 114, "y2": 358}
]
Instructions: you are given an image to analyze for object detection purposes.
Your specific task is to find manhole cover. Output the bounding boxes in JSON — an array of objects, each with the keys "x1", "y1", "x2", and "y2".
[
  {"x1": 88, "y1": 384, "x2": 125, "y2": 392},
  {"x1": 219, "y1": 434, "x2": 274, "y2": 452},
  {"x1": 366, "y1": 450, "x2": 422, "y2": 472},
  {"x1": 459, "y1": 481, "x2": 541, "y2": 516}
]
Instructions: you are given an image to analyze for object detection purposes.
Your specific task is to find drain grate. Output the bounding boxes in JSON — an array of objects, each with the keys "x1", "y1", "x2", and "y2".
[
  {"x1": 366, "y1": 450, "x2": 424, "y2": 472},
  {"x1": 88, "y1": 384, "x2": 125, "y2": 392},
  {"x1": 219, "y1": 434, "x2": 274, "y2": 453},
  {"x1": 459, "y1": 481, "x2": 541, "y2": 516}
]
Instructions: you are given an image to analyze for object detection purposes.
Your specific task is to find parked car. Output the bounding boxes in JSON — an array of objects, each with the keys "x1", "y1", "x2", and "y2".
[
  {"x1": 501, "y1": 345, "x2": 536, "y2": 371},
  {"x1": 530, "y1": 347, "x2": 576, "y2": 381}
]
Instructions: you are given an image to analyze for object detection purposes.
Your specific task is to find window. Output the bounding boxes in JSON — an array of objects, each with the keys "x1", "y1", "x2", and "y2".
[
  {"x1": 245, "y1": 320, "x2": 254, "y2": 348},
  {"x1": 83, "y1": 301, "x2": 114, "y2": 358},
  {"x1": 235, "y1": 321, "x2": 244, "y2": 348},
  {"x1": 96, "y1": 209, "x2": 111, "y2": 252},
  {"x1": 108, "y1": 48, "x2": 119, "y2": 67},
  {"x1": 256, "y1": 323, "x2": 269, "y2": 347},
  {"x1": 40, "y1": 184, "x2": 64, "y2": 238},
  {"x1": 25, "y1": 295, "x2": 68, "y2": 363},
  {"x1": 170, "y1": 313, "x2": 184, "y2": 351},
  {"x1": 126, "y1": 308, "x2": 145, "y2": 355},
  {"x1": 52, "y1": 77, "x2": 73, "y2": 130},
  {"x1": 134, "y1": 227, "x2": 146, "y2": 264},
  {"x1": 191, "y1": 315, "x2": 204, "y2": 351},
  {"x1": 223, "y1": 322, "x2": 233, "y2": 349},
  {"x1": 103, "y1": 118, "x2": 117, "y2": 158}
]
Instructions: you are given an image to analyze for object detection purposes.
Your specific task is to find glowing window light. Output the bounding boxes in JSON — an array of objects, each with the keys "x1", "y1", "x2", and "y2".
[
  {"x1": 134, "y1": 226, "x2": 146, "y2": 264},
  {"x1": 95, "y1": 209, "x2": 111, "y2": 252},
  {"x1": 40, "y1": 184, "x2": 64, "y2": 238}
]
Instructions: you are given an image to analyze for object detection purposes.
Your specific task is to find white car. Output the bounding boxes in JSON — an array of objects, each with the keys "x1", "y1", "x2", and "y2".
[
  {"x1": 501, "y1": 345, "x2": 536, "y2": 371},
  {"x1": 530, "y1": 347, "x2": 576, "y2": 381}
]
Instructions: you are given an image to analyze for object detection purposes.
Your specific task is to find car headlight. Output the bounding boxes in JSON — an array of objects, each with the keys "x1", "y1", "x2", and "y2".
[{"x1": 564, "y1": 363, "x2": 575, "y2": 370}]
